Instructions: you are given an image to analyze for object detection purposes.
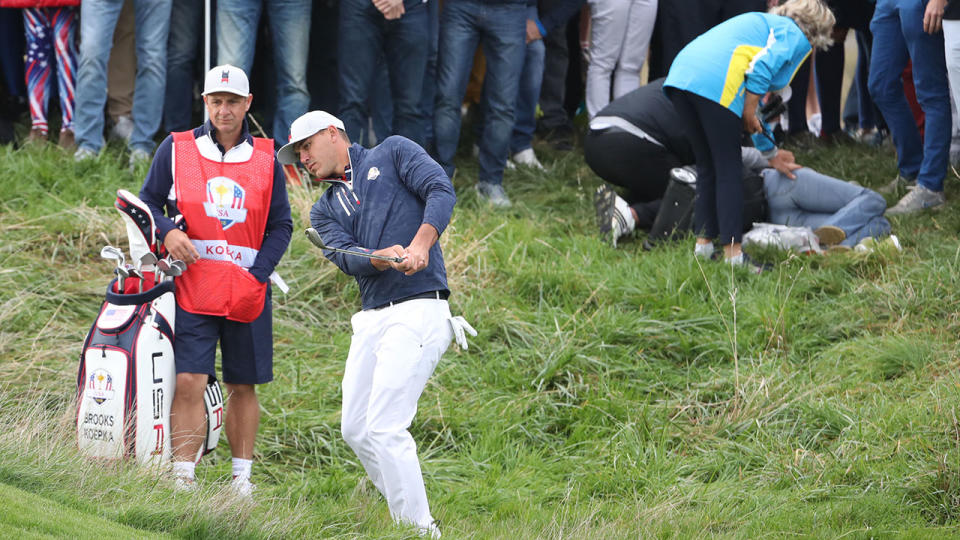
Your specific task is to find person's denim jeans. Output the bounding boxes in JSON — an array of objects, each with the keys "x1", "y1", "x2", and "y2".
[
  {"x1": 164, "y1": 0, "x2": 203, "y2": 132},
  {"x1": 433, "y1": 0, "x2": 526, "y2": 185},
  {"x1": 764, "y1": 167, "x2": 890, "y2": 246},
  {"x1": 869, "y1": 0, "x2": 950, "y2": 191},
  {"x1": 217, "y1": 0, "x2": 311, "y2": 145},
  {"x1": 511, "y1": 7, "x2": 545, "y2": 153},
  {"x1": 74, "y1": 0, "x2": 171, "y2": 153},
  {"x1": 339, "y1": 0, "x2": 430, "y2": 146}
]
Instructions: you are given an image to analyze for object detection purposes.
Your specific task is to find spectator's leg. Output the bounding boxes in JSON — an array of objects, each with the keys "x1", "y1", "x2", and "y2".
[
  {"x1": 265, "y1": 0, "x2": 311, "y2": 144},
  {"x1": 762, "y1": 167, "x2": 889, "y2": 246},
  {"x1": 612, "y1": 0, "x2": 656, "y2": 100},
  {"x1": 107, "y1": 0, "x2": 135, "y2": 128},
  {"x1": 23, "y1": 8, "x2": 53, "y2": 136},
  {"x1": 164, "y1": 0, "x2": 202, "y2": 132},
  {"x1": 51, "y1": 7, "x2": 77, "y2": 134},
  {"x1": 649, "y1": 0, "x2": 708, "y2": 80},
  {"x1": 900, "y1": 1, "x2": 950, "y2": 192},
  {"x1": 216, "y1": 0, "x2": 262, "y2": 76},
  {"x1": 386, "y1": 1, "x2": 429, "y2": 146},
  {"x1": 433, "y1": 1, "x2": 481, "y2": 178},
  {"x1": 855, "y1": 29, "x2": 878, "y2": 131},
  {"x1": 538, "y1": 21, "x2": 572, "y2": 140},
  {"x1": 476, "y1": 3, "x2": 527, "y2": 186},
  {"x1": 669, "y1": 89, "x2": 719, "y2": 241},
  {"x1": 815, "y1": 31, "x2": 846, "y2": 137},
  {"x1": 585, "y1": 0, "x2": 628, "y2": 118},
  {"x1": 692, "y1": 95, "x2": 744, "y2": 246},
  {"x1": 369, "y1": 55, "x2": 393, "y2": 146},
  {"x1": 868, "y1": 0, "x2": 921, "y2": 179},
  {"x1": 0, "y1": 9, "x2": 26, "y2": 100},
  {"x1": 944, "y1": 20, "x2": 960, "y2": 162},
  {"x1": 420, "y1": 0, "x2": 440, "y2": 149},
  {"x1": 338, "y1": 0, "x2": 384, "y2": 144},
  {"x1": 129, "y1": 0, "x2": 172, "y2": 154},
  {"x1": 510, "y1": 20, "x2": 545, "y2": 155},
  {"x1": 787, "y1": 56, "x2": 811, "y2": 137},
  {"x1": 74, "y1": 0, "x2": 125, "y2": 153}
]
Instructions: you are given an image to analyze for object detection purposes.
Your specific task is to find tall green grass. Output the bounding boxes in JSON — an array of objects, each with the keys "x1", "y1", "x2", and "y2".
[{"x1": 1, "y1": 138, "x2": 960, "y2": 537}]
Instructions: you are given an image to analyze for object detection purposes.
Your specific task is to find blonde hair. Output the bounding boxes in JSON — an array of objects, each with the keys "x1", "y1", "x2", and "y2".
[{"x1": 770, "y1": 0, "x2": 836, "y2": 50}]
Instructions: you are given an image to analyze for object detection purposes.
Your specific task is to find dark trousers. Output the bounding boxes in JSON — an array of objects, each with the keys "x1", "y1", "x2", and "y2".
[
  {"x1": 338, "y1": 0, "x2": 429, "y2": 146},
  {"x1": 539, "y1": 19, "x2": 572, "y2": 131},
  {"x1": 668, "y1": 89, "x2": 744, "y2": 244},
  {"x1": 583, "y1": 127, "x2": 683, "y2": 203},
  {"x1": 649, "y1": 0, "x2": 765, "y2": 79}
]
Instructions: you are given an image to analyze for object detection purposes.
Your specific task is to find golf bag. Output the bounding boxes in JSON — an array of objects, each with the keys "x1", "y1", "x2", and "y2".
[{"x1": 76, "y1": 277, "x2": 223, "y2": 465}]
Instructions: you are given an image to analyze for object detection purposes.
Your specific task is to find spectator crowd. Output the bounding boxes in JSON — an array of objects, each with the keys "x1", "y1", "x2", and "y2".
[{"x1": 0, "y1": 0, "x2": 956, "y2": 220}]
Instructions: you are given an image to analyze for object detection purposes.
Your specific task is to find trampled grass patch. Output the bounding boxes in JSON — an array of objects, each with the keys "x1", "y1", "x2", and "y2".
[{"x1": 2, "y1": 136, "x2": 960, "y2": 537}]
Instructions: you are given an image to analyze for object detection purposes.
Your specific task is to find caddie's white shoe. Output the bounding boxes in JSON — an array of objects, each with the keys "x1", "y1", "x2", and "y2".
[
  {"x1": 230, "y1": 475, "x2": 256, "y2": 498},
  {"x1": 173, "y1": 476, "x2": 196, "y2": 492}
]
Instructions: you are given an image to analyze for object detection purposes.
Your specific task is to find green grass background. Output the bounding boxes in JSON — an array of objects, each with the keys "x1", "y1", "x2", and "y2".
[{"x1": 1, "y1": 131, "x2": 960, "y2": 538}]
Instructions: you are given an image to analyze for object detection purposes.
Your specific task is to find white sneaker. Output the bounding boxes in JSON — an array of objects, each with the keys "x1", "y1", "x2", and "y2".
[
  {"x1": 511, "y1": 148, "x2": 545, "y2": 170},
  {"x1": 173, "y1": 476, "x2": 197, "y2": 492},
  {"x1": 475, "y1": 181, "x2": 512, "y2": 208},
  {"x1": 229, "y1": 475, "x2": 256, "y2": 498},
  {"x1": 129, "y1": 148, "x2": 151, "y2": 172},
  {"x1": 111, "y1": 115, "x2": 134, "y2": 142},
  {"x1": 418, "y1": 522, "x2": 441, "y2": 539},
  {"x1": 884, "y1": 185, "x2": 945, "y2": 216},
  {"x1": 73, "y1": 147, "x2": 97, "y2": 162}
]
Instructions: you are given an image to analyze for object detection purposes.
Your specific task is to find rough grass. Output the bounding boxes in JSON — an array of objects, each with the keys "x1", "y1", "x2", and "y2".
[{"x1": 1, "y1": 134, "x2": 960, "y2": 538}]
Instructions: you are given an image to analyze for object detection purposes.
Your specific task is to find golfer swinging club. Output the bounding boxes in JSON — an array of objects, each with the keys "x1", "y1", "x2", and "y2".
[{"x1": 279, "y1": 111, "x2": 473, "y2": 537}]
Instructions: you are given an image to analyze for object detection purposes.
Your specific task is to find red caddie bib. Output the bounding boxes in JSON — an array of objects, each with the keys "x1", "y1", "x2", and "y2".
[{"x1": 172, "y1": 131, "x2": 275, "y2": 322}]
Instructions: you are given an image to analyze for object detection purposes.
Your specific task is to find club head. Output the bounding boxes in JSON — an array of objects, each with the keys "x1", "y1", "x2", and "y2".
[
  {"x1": 100, "y1": 245, "x2": 125, "y2": 265},
  {"x1": 169, "y1": 260, "x2": 187, "y2": 275},
  {"x1": 124, "y1": 264, "x2": 143, "y2": 280},
  {"x1": 156, "y1": 259, "x2": 171, "y2": 273},
  {"x1": 305, "y1": 228, "x2": 325, "y2": 249},
  {"x1": 114, "y1": 266, "x2": 130, "y2": 279},
  {"x1": 140, "y1": 252, "x2": 158, "y2": 267}
]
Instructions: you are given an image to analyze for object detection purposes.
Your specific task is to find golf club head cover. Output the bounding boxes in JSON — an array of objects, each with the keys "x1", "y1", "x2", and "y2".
[{"x1": 115, "y1": 189, "x2": 156, "y2": 262}]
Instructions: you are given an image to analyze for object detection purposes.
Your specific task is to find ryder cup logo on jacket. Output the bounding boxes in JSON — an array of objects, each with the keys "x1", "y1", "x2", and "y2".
[
  {"x1": 203, "y1": 176, "x2": 248, "y2": 230},
  {"x1": 88, "y1": 369, "x2": 115, "y2": 405}
]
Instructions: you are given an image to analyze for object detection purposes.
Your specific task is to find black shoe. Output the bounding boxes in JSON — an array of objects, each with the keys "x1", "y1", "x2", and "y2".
[{"x1": 540, "y1": 124, "x2": 575, "y2": 151}]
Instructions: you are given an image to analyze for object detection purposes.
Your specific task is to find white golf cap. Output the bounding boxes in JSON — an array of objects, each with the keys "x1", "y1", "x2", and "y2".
[
  {"x1": 277, "y1": 110, "x2": 345, "y2": 165},
  {"x1": 202, "y1": 64, "x2": 249, "y2": 97}
]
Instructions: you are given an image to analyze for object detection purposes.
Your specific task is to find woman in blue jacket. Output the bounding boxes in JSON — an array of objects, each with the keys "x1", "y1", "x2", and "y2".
[{"x1": 664, "y1": 0, "x2": 835, "y2": 267}]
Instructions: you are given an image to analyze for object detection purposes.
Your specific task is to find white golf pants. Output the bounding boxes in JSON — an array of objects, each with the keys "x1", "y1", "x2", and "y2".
[
  {"x1": 585, "y1": 0, "x2": 658, "y2": 118},
  {"x1": 341, "y1": 298, "x2": 453, "y2": 529}
]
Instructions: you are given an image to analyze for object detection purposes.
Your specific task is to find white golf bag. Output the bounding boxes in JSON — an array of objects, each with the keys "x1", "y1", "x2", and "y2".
[
  {"x1": 76, "y1": 278, "x2": 223, "y2": 464},
  {"x1": 77, "y1": 189, "x2": 222, "y2": 465}
]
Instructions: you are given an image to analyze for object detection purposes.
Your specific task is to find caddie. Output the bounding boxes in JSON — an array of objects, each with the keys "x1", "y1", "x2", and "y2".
[
  {"x1": 279, "y1": 111, "x2": 473, "y2": 537},
  {"x1": 139, "y1": 64, "x2": 292, "y2": 494}
]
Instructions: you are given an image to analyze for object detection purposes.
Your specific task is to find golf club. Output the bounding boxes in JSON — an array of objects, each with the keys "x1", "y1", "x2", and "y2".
[
  {"x1": 304, "y1": 228, "x2": 405, "y2": 263},
  {"x1": 101, "y1": 246, "x2": 127, "y2": 291},
  {"x1": 138, "y1": 252, "x2": 157, "y2": 293}
]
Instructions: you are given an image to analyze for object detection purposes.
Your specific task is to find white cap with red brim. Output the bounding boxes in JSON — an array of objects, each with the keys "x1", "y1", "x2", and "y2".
[{"x1": 277, "y1": 111, "x2": 346, "y2": 165}]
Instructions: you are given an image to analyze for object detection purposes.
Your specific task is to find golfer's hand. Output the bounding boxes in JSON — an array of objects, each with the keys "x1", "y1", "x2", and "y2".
[
  {"x1": 163, "y1": 229, "x2": 199, "y2": 264},
  {"x1": 371, "y1": 244, "x2": 406, "y2": 271},
  {"x1": 526, "y1": 19, "x2": 542, "y2": 43},
  {"x1": 373, "y1": 0, "x2": 404, "y2": 18},
  {"x1": 768, "y1": 149, "x2": 802, "y2": 180},
  {"x1": 925, "y1": 0, "x2": 946, "y2": 33},
  {"x1": 402, "y1": 240, "x2": 430, "y2": 276}
]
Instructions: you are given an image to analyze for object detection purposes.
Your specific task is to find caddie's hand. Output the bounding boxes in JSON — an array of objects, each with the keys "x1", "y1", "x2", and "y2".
[
  {"x1": 924, "y1": 0, "x2": 946, "y2": 33},
  {"x1": 401, "y1": 240, "x2": 430, "y2": 276},
  {"x1": 163, "y1": 229, "x2": 199, "y2": 264},
  {"x1": 768, "y1": 149, "x2": 802, "y2": 180},
  {"x1": 371, "y1": 244, "x2": 407, "y2": 272}
]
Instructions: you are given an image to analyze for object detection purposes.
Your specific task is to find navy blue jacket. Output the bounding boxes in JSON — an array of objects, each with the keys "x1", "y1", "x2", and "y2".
[
  {"x1": 309, "y1": 136, "x2": 456, "y2": 311},
  {"x1": 139, "y1": 120, "x2": 293, "y2": 284}
]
